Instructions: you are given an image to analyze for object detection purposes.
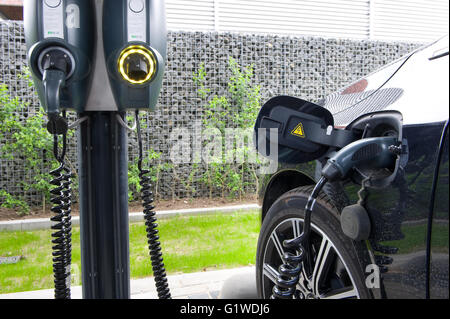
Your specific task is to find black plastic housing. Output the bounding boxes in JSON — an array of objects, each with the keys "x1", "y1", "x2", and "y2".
[
  {"x1": 24, "y1": 0, "x2": 96, "y2": 113},
  {"x1": 254, "y1": 96, "x2": 356, "y2": 164},
  {"x1": 102, "y1": 0, "x2": 167, "y2": 111}
]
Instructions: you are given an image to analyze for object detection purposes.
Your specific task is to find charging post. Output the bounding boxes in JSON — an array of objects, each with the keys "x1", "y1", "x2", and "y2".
[
  {"x1": 24, "y1": 0, "x2": 167, "y2": 299},
  {"x1": 77, "y1": 112, "x2": 131, "y2": 299}
]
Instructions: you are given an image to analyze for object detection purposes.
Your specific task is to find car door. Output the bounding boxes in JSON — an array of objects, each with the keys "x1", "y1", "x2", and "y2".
[
  {"x1": 372, "y1": 38, "x2": 448, "y2": 299},
  {"x1": 369, "y1": 121, "x2": 445, "y2": 299},
  {"x1": 429, "y1": 121, "x2": 449, "y2": 299},
  {"x1": 329, "y1": 36, "x2": 449, "y2": 298}
]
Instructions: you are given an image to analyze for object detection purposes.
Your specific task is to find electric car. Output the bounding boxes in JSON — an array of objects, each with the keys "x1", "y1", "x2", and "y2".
[{"x1": 255, "y1": 35, "x2": 449, "y2": 299}]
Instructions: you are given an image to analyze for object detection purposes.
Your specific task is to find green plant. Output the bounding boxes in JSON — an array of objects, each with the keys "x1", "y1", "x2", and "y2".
[
  {"x1": 193, "y1": 57, "x2": 261, "y2": 199},
  {"x1": 0, "y1": 189, "x2": 29, "y2": 213},
  {"x1": 0, "y1": 72, "x2": 169, "y2": 211},
  {"x1": 128, "y1": 148, "x2": 172, "y2": 202},
  {"x1": 0, "y1": 70, "x2": 75, "y2": 214}
]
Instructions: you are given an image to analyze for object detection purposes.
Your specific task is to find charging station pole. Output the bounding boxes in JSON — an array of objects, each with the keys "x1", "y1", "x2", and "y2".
[
  {"x1": 77, "y1": 112, "x2": 130, "y2": 299},
  {"x1": 25, "y1": 0, "x2": 167, "y2": 299}
]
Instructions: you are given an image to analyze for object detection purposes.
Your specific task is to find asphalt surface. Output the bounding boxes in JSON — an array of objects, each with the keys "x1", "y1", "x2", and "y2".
[{"x1": 0, "y1": 266, "x2": 258, "y2": 299}]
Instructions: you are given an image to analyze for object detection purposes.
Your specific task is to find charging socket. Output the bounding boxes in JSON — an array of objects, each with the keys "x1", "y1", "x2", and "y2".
[{"x1": 346, "y1": 111, "x2": 404, "y2": 188}]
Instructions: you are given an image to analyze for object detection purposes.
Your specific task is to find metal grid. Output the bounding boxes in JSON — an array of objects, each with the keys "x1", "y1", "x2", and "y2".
[{"x1": 0, "y1": 21, "x2": 420, "y2": 205}]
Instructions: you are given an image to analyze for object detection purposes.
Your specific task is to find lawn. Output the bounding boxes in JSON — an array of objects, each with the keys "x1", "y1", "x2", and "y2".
[{"x1": 0, "y1": 210, "x2": 260, "y2": 294}]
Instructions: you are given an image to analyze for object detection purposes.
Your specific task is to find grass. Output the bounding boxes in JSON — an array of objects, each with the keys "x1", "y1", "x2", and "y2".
[{"x1": 0, "y1": 210, "x2": 260, "y2": 294}]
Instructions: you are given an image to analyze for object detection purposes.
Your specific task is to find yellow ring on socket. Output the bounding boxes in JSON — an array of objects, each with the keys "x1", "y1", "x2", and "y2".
[{"x1": 118, "y1": 45, "x2": 157, "y2": 84}]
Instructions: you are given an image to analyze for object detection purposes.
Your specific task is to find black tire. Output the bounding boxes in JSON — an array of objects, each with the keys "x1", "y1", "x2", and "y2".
[{"x1": 256, "y1": 186, "x2": 371, "y2": 299}]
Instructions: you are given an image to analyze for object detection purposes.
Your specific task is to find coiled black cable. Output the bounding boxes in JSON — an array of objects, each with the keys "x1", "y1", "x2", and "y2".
[
  {"x1": 272, "y1": 177, "x2": 328, "y2": 299},
  {"x1": 135, "y1": 111, "x2": 171, "y2": 299},
  {"x1": 49, "y1": 129, "x2": 73, "y2": 299}
]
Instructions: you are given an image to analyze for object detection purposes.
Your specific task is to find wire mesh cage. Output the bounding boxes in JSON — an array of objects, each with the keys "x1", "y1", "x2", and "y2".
[{"x1": 0, "y1": 21, "x2": 420, "y2": 206}]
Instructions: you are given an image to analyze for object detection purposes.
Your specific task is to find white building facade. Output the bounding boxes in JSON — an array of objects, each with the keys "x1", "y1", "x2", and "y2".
[{"x1": 166, "y1": 0, "x2": 449, "y2": 42}]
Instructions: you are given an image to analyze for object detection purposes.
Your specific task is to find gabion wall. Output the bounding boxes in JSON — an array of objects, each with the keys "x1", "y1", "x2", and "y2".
[{"x1": 0, "y1": 21, "x2": 420, "y2": 204}]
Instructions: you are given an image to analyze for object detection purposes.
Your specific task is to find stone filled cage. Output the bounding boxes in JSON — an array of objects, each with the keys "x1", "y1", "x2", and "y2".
[{"x1": 0, "y1": 20, "x2": 420, "y2": 207}]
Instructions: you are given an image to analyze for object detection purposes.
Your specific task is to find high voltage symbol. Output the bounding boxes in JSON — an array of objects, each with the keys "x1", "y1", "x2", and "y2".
[{"x1": 291, "y1": 123, "x2": 306, "y2": 138}]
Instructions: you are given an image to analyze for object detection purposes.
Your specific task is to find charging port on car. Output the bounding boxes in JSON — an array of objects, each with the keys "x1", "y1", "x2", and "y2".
[{"x1": 346, "y1": 111, "x2": 404, "y2": 187}]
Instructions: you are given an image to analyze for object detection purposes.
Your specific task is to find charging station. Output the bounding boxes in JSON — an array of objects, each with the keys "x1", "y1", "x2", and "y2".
[{"x1": 24, "y1": 0, "x2": 168, "y2": 299}]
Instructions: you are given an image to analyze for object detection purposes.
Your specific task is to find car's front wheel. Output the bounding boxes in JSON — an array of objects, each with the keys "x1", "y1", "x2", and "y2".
[{"x1": 256, "y1": 186, "x2": 371, "y2": 299}]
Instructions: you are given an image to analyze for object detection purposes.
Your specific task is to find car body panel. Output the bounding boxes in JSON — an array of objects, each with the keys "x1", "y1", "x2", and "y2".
[
  {"x1": 429, "y1": 122, "x2": 449, "y2": 299},
  {"x1": 351, "y1": 121, "x2": 445, "y2": 298},
  {"x1": 324, "y1": 35, "x2": 448, "y2": 127}
]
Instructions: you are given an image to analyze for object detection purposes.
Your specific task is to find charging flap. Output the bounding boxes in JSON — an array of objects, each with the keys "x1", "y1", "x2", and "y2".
[{"x1": 254, "y1": 96, "x2": 356, "y2": 164}]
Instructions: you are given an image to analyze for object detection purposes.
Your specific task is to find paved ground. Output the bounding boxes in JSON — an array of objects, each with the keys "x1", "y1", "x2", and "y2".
[{"x1": 0, "y1": 266, "x2": 257, "y2": 299}]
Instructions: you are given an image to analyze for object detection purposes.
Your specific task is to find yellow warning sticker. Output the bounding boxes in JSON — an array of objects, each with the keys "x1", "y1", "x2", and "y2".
[{"x1": 291, "y1": 123, "x2": 306, "y2": 138}]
